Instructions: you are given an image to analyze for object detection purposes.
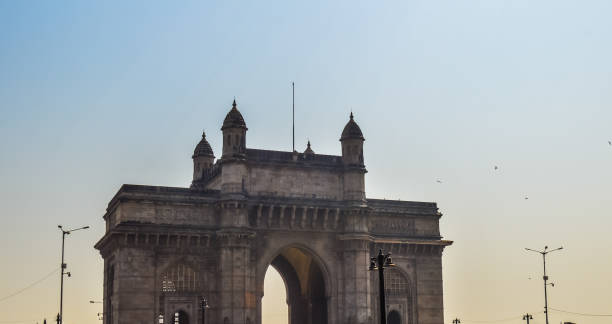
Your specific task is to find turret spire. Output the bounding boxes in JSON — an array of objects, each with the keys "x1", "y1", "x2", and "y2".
[{"x1": 221, "y1": 98, "x2": 248, "y2": 158}]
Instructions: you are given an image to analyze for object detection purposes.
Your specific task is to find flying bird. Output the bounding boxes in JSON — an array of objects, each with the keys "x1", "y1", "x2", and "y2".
[
  {"x1": 494, "y1": 165, "x2": 499, "y2": 170},
  {"x1": 608, "y1": 140, "x2": 611, "y2": 146},
  {"x1": 524, "y1": 196, "x2": 529, "y2": 200},
  {"x1": 436, "y1": 179, "x2": 443, "y2": 184}
]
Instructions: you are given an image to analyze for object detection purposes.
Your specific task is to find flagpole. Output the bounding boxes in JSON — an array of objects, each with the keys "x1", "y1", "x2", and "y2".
[{"x1": 292, "y1": 82, "x2": 295, "y2": 152}]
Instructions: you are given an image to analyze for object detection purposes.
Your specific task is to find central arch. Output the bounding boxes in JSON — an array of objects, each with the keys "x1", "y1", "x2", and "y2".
[{"x1": 264, "y1": 246, "x2": 328, "y2": 324}]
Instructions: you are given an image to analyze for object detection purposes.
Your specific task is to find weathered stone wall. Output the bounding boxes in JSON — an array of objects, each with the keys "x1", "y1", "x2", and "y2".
[
  {"x1": 113, "y1": 248, "x2": 157, "y2": 324},
  {"x1": 113, "y1": 202, "x2": 217, "y2": 227},
  {"x1": 246, "y1": 165, "x2": 343, "y2": 200},
  {"x1": 415, "y1": 255, "x2": 444, "y2": 324}
]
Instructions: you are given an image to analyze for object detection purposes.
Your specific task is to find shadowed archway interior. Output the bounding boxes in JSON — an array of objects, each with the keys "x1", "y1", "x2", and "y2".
[
  {"x1": 265, "y1": 247, "x2": 327, "y2": 324},
  {"x1": 174, "y1": 310, "x2": 189, "y2": 324},
  {"x1": 388, "y1": 310, "x2": 401, "y2": 324}
]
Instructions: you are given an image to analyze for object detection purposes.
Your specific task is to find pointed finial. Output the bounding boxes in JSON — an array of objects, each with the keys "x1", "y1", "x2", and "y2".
[
  {"x1": 350, "y1": 111, "x2": 354, "y2": 120},
  {"x1": 232, "y1": 98, "x2": 237, "y2": 108},
  {"x1": 304, "y1": 139, "x2": 314, "y2": 155},
  {"x1": 202, "y1": 130, "x2": 206, "y2": 138}
]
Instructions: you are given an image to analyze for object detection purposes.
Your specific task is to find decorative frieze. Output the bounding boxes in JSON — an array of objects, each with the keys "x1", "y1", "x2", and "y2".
[
  {"x1": 371, "y1": 241, "x2": 450, "y2": 257},
  {"x1": 369, "y1": 217, "x2": 415, "y2": 235},
  {"x1": 250, "y1": 204, "x2": 342, "y2": 231}
]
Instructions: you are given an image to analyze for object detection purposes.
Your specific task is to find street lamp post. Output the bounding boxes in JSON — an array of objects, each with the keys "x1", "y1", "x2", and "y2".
[
  {"x1": 522, "y1": 313, "x2": 533, "y2": 324},
  {"x1": 370, "y1": 249, "x2": 394, "y2": 324},
  {"x1": 58, "y1": 225, "x2": 89, "y2": 324},
  {"x1": 525, "y1": 246, "x2": 563, "y2": 324},
  {"x1": 200, "y1": 297, "x2": 210, "y2": 324}
]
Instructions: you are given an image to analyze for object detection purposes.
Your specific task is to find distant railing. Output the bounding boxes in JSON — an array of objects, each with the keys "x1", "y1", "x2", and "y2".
[
  {"x1": 246, "y1": 149, "x2": 343, "y2": 166},
  {"x1": 199, "y1": 163, "x2": 221, "y2": 183}
]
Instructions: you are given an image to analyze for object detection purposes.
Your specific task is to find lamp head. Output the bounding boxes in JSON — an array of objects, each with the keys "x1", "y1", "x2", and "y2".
[
  {"x1": 200, "y1": 297, "x2": 210, "y2": 309},
  {"x1": 369, "y1": 259, "x2": 377, "y2": 271},
  {"x1": 384, "y1": 254, "x2": 395, "y2": 267}
]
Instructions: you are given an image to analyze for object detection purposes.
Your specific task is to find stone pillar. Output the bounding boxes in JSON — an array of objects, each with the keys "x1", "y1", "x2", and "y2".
[
  {"x1": 220, "y1": 161, "x2": 248, "y2": 197},
  {"x1": 415, "y1": 252, "x2": 444, "y2": 324},
  {"x1": 112, "y1": 247, "x2": 156, "y2": 324},
  {"x1": 338, "y1": 207, "x2": 372, "y2": 324},
  {"x1": 338, "y1": 237, "x2": 372, "y2": 324},
  {"x1": 216, "y1": 200, "x2": 256, "y2": 324}
]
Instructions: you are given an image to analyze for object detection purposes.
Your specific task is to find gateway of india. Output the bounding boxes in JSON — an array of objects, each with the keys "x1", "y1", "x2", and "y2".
[{"x1": 95, "y1": 100, "x2": 452, "y2": 324}]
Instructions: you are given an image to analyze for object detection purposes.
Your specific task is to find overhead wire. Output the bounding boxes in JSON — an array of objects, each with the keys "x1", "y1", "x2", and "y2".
[
  {"x1": 0, "y1": 267, "x2": 60, "y2": 303},
  {"x1": 549, "y1": 307, "x2": 612, "y2": 317}
]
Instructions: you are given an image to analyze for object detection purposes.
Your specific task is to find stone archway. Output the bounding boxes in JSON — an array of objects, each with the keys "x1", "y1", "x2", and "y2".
[
  {"x1": 173, "y1": 310, "x2": 190, "y2": 324},
  {"x1": 265, "y1": 246, "x2": 328, "y2": 324},
  {"x1": 388, "y1": 310, "x2": 401, "y2": 324}
]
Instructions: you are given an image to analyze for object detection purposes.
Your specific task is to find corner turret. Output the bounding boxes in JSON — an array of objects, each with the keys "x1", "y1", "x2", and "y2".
[
  {"x1": 340, "y1": 112, "x2": 365, "y2": 166},
  {"x1": 221, "y1": 100, "x2": 247, "y2": 159},
  {"x1": 192, "y1": 131, "x2": 215, "y2": 182},
  {"x1": 219, "y1": 99, "x2": 248, "y2": 198},
  {"x1": 340, "y1": 112, "x2": 366, "y2": 202}
]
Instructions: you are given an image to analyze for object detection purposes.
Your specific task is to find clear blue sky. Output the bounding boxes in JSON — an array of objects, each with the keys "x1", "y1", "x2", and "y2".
[{"x1": 1, "y1": 1, "x2": 611, "y2": 323}]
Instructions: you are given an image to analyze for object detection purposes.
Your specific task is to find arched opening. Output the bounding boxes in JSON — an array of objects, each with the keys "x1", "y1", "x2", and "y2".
[
  {"x1": 173, "y1": 310, "x2": 189, "y2": 324},
  {"x1": 373, "y1": 268, "x2": 412, "y2": 324},
  {"x1": 262, "y1": 266, "x2": 288, "y2": 324},
  {"x1": 388, "y1": 310, "x2": 401, "y2": 324},
  {"x1": 262, "y1": 247, "x2": 328, "y2": 324}
]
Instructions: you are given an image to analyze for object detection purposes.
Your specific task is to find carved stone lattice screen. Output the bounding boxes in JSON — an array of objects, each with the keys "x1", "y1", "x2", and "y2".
[
  {"x1": 384, "y1": 268, "x2": 409, "y2": 296},
  {"x1": 161, "y1": 263, "x2": 198, "y2": 292}
]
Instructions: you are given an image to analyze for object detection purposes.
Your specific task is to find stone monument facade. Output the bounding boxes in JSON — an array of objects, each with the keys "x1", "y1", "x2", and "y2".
[{"x1": 95, "y1": 100, "x2": 452, "y2": 324}]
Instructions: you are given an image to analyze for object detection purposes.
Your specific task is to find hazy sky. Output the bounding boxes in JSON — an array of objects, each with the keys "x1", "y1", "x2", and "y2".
[{"x1": 1, "y1": 1, "x2": 611, "y2": 323}]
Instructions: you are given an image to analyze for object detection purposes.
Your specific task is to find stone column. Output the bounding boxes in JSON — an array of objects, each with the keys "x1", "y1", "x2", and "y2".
[
  {"x1": 338, "y1": 207, "x2": 372, "y2": 324},
  {"x1": 217, "y1": 200, "x2": 256, "y2": 324},
  {"x1": 113, "y1": 247, "x2": 156, "y2": 324},
  {"x1": 415, "y1": 251, "x2": 444, "y2": 324}
]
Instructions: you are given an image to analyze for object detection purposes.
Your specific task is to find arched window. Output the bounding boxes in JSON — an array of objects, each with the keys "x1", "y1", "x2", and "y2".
[
  {"x1": 384, "y1": 268, "x2": 409, "y2": 296},
  {"x1": 173, "y1": 310, "x2": 189, "y2": 324},
  {"x1": 388, "y1": 310, "x2": 401, "y2": 324},
  {"x1": 160, "y1": 263, "x2": 199, "y2": 293}
]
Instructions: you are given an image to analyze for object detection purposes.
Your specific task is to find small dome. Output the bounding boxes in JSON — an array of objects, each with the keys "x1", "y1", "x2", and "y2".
[
  {"x1": 193, "y1": 132, "x2": 215, "y2": 157},
  {"x1": 340, "y1": 112, "x2": 364, "y2": 141},
  {"x1": 221, "y1": 99, "x2": 247, "y2": 130},
  {"x1": 304, "y1": 140, "x2": 315, "y2": 155}
]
